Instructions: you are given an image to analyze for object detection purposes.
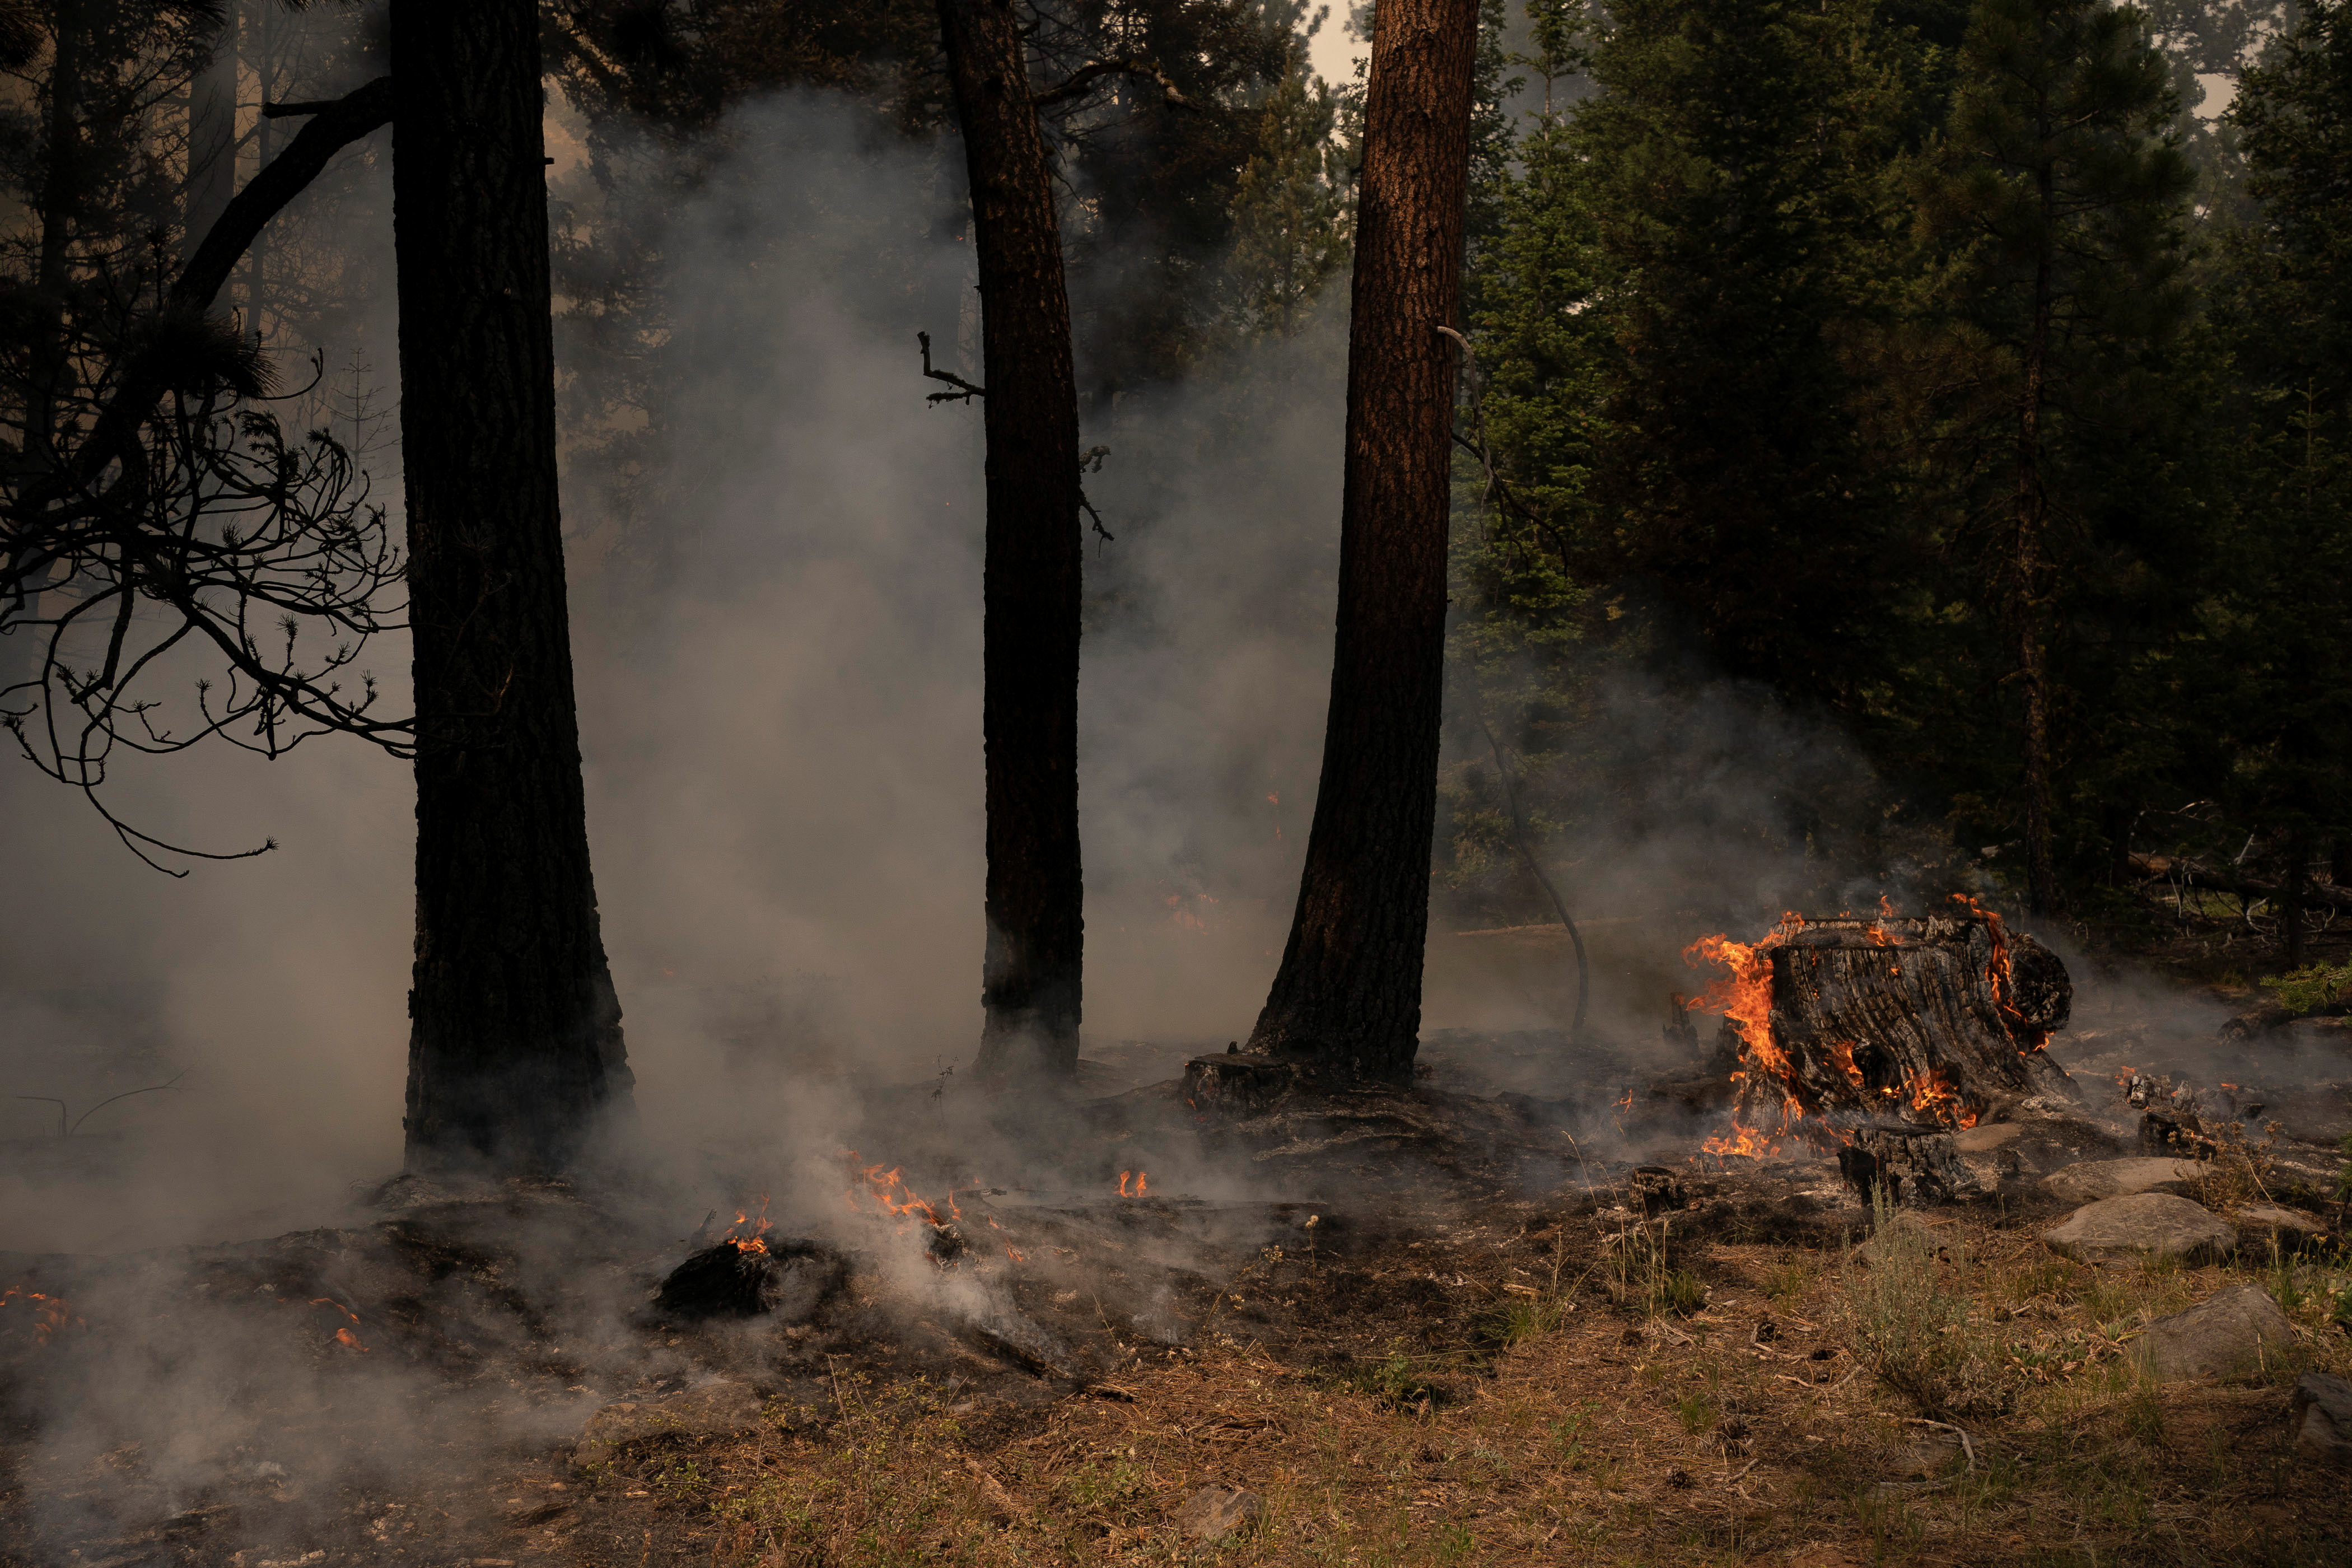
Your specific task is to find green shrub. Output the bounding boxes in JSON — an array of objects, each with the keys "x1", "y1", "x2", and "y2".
[{"x1": 2260, "y1": 960, "x2": 2352, "y2": 1015}]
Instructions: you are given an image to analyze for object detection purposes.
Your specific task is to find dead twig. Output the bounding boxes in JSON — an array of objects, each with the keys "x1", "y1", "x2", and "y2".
[{"x1": 916, "y1": 332, "x2": 986, "y2": 404}]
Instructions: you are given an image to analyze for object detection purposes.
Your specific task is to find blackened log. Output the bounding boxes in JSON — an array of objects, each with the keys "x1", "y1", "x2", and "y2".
[
  {"x1": 655, "y1": 1240, "x2": 844, "y2": 1320},
  {"x1": 2127, "y1": 852, "x2": 2352, "y2": 914}
]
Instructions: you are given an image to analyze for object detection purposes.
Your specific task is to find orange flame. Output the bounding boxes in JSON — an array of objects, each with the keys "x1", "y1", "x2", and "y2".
[
  {"x1": 843, "y1": 1152, "x2": 967, "y2": 1232},
  {"x1": 1826, "y1": 1039, "x2": 1866, "y2": 1090},
  {"x1": 1903, "y1": 1067, "x2": 1978, "y2": 1129},
  {"x1": 722, "y1": 1194, "x2": 774, "y2": 1254},
  {"x1": 1701, "y1": 1121, "x2": 1784, "y2": 1160},
  {"x1": 1948, "y1": 893, "x2": 2044, "y2": 1050},
  {"x1": 1684, "y1": 912, "x2": 1806, "y2": 1147},
  {"x1": 1117, "y1": 1170, "x2": 1150, "y2": 1199},
  {"x1": 309, "y1": 1298, "x2": 368, "y2": 1352},
  {"x1": 1, "y1": 1285, "x2": 78, "y2": 1344}
]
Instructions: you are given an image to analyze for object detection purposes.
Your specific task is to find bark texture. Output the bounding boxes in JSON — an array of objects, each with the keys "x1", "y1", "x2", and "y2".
[
  {"x1": 1710, "y1": 913, "x2": 2074, "y2": 1137},
  {"x1": 393, "y1": 0, "x2": 631, "y2": 1170},
  {"x1": 936, "y1": 0, "x2": 1086, "y2": 1082},
  {"x1": 1244, "y1": 0, "x2": 1479, "y2": 1082}
]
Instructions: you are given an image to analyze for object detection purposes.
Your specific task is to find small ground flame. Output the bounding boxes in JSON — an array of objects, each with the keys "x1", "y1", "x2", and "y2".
[
  {"x1": 1117, "y1": 1170, "x2": 1149, "y2": 1199},
  {"x1": 0, "y1": 1286, "x2": 77, "y2": 1344},
  {"x1": 844, "y1": 1152, "x2": 964, "y2": 1230},
  {"x1": 722, "y1": 1195, "x2": 774, "y2": 1254},
  {"x1": 309, "y1": 1297, "x2": 367, "y2": 1352}
]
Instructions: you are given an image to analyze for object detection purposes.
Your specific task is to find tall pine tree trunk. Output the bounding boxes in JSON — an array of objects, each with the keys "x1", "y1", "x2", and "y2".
[
  {"x1": 1244, "y1": 0, "x2": 1478, "y2": 1082},
  {"x1": 2015, "y1": 165, "x2": 2060, "y2": 919},
  {"x1": 935, "y1": 0, "x2": 1086, "y2": 1084},
  {"x1": 392, "y1": 0, "x2": 632, "y2": 1172}
]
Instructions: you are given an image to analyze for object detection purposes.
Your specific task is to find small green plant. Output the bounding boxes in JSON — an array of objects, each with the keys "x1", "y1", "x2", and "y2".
[
  {"x1": 1547, "y1": 1403, "x2": 1598, "y2": 1468},
  {"x1": 1474, "y1": 1292, "x2": 1565, "y2": 1350},
  {"x1": 2120, "y1": 1373, "x2": 2166, "y2": 1448},
  {"x1": 2260, "y1": 959, "x2": 2352, "y2": 1016},
  {"x1": 1060, "y1": 1456, "x2": 1146, "y2": 1513},
  {"x1": 1331, "y1": 1341, "x2": 1445, "y2": 1410},
  {"x1": 1763, "y1": 1258, "x2": 1813, "y2": 1311},
  {"x1": 1670, "y1": 1389, "x2": 1718, "y2": 1434}
]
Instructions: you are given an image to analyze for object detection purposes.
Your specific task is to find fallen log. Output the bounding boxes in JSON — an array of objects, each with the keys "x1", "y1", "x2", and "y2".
[{"x1": 2127, "y1": 853, "x2": 2352, "y2": 915}]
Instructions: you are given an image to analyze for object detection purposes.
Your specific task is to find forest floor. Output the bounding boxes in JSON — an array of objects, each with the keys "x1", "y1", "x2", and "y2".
[
  {"x1": 4, "y1": 889, "x2": 2350, "y2": 1568},
  {"x1": 568, "y1": 1165, "x2": 2352, "y2": 1568}
]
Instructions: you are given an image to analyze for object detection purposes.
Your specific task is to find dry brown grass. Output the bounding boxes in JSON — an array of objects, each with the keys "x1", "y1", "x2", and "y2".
[{"x1": 594, "y1": 1207, "x2": 2352, "y2": 1568}]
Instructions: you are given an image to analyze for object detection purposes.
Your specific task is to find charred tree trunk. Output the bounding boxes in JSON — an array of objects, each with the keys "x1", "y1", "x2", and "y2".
[
  {"x1": 1243, "y1": 0, "x2": 1479, "y2": 1083},
  {"x1": 936, "y1": 0, "x2": 1086, "y2": 1084},
  {"x1": 2014, "y1": 195, "x2": 2060, "y2": 920},
  {"x1": 391, "y1": 0, "x2": 631, "y2": 1172}
]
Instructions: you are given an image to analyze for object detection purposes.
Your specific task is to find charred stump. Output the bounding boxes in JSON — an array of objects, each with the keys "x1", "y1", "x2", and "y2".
[
  {"x1": 655, "y1": 1240, "x2": 843, "y2": 1322},
  {"x1": 1687, "y1": 908, "x2": 2073, "y2": 1154}
]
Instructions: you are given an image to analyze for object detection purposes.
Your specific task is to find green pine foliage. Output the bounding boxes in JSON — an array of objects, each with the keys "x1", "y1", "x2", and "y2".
[{"x1": 1422, "y1": 0, "x2": 2348, "y2": 930}]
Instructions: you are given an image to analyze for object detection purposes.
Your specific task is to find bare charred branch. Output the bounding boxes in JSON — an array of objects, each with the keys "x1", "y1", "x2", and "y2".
[
  {"x1": 917, "y1": 329, "x2": 986, "y2": 403},
  {"x1": 1030, "y1": 56, "x2": 1194, "y2": 111}
]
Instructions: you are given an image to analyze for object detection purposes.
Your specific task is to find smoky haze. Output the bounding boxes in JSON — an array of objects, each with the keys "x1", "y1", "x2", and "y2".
[{"x1": 0, "y1": 78, "x2": 2238, "y2": 1254}]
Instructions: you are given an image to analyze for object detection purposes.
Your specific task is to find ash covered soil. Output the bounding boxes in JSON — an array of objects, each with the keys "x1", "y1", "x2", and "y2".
[{"x1": 2, "y1": 1022, "x2": 2348, "y2": 1567}]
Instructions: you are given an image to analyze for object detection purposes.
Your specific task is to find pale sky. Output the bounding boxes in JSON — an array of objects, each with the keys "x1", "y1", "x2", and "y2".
[{"x1": 1306, "y1": 8, "x2": 1369, "y2": 88}]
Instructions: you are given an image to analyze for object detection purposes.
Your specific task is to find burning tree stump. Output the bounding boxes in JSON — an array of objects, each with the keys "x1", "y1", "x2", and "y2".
[
  {"x1": 655, "y1": 1203, "x2": 846, "y2": 1321},
  {"x1": 655, "y1": 1239, "x2": 844, "y2": 1320},
  {"x1": 1684, "y1": 903, "x2": 2073, "y2": 1156}
]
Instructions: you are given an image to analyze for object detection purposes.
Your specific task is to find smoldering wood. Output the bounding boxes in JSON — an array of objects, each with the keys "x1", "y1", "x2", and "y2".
[
  {"x1": 1720, "y1": 912, "x2": 2075, "y2": 1132},
  {"x1": 653, "y1": 1240, "x2": 845, "y2": 1322}
]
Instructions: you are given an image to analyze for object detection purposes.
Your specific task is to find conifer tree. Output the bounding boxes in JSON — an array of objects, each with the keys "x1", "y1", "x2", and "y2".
[{"x1": 1912, "y1": 0, "x2": 2194, "y2": 916}]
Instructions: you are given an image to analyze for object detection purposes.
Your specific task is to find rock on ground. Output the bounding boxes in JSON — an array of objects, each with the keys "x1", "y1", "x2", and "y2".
[
  {"x1": 2038, "y1": 1158, "x2": 2202, "y2": 1206},
  {"x1": 574, "y1": 1380, "x2": 766, "y2": 1469},
  {"x1": 2290, "y1": 1371, "x2": 2352, "y2": 1466},
  {"x1": 2043, "y1": 1193, "x2": 2236, "y2": 1268},
  {"x1": 2132, "y1": 1285, "x2": 2297, "y2": 1382},
  {"x1": 1175, "y1": 1484, "x2": 1263, "y2": 1542}
]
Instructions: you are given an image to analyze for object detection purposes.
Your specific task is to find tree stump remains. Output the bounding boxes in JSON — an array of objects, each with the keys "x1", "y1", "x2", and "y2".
[{"x1": 1684, "y1": 905, "x2": 2073, "y2": 1156}]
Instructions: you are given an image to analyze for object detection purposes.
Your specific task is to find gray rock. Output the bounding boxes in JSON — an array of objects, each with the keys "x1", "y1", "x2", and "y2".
[
  {"x1": 2043, "y1": 1193, "x2": 2236, "y2": 1268},
  {"x1": 2132, "y1": 1285, "x2": 2297, "y2": 1382},
  {"x1": 1951, "y1": 1122, "x2": 2023, "y2": 1154},
  {"x1": 1887, "y1": 1426, "x2": 1964, "y2": 1478},
  {"x1": 1174, "y1": 1484, "x2": 1263, "y2": 1542},
  {"x1": 2289, "y1": 1371, "x2": 2352, "y2": 1466},
  {"x1": 575, "y1": 1380, "x2": 764, "y2": 1468},
  {"x1": 2038, "y1": 1158, "x2": 2202, "y2": 1206}
]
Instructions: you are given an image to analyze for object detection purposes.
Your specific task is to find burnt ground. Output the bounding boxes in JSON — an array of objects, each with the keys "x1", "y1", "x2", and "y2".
[{"x1": 1, "y1": 1024, "x2": 2348, "y2": 1568}]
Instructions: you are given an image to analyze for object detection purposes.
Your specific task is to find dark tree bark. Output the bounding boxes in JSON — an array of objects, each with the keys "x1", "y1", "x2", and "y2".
[
  {"x1": 391, "y1": 0, "x2": 631, "y2": 1170},
  {"x1": 1243, "y1": 0, "x2": 1478, "y2": 1082},
  {"x1": 935, "y1": 0, "x2": 1086, "y2": 1083}
]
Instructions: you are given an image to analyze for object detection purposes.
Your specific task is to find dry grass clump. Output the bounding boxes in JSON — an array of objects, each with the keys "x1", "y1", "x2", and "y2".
[
  {"x1": 1840, "y1": 1189, "x2": 2016, "y2": 1420},
  {"x1": 1602, "y1": 1218, "x2": 1707, "y2": 1319}
]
